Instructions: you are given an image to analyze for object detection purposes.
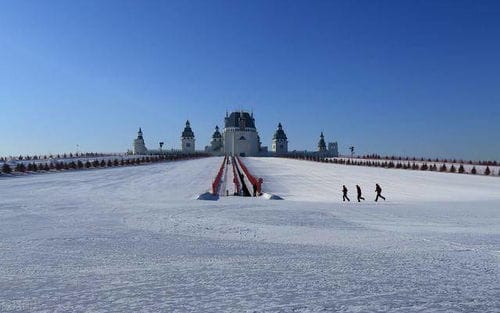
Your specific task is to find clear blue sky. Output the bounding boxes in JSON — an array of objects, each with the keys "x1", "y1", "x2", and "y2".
[{"x1": 0, "y1": 0, "x2": 499, "y2": 160}]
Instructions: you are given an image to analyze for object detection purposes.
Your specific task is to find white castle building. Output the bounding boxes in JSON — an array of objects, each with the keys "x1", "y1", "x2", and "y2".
[
  {"x1": 317, "y1": 132, "x2": 338, "y2": 157},
  {"x1": 206, "y1": 111, "x2": 284, "y2": 157},
  {"x1": 272, "y1": 123, "x2": 288, "y2": 154},
  {"x1": 222, "y1": 111, "x2": 262, "y2": 157},
  {"x1": 328, "y1": 142, "x2": 339, "y2": 157},
  {"x1": 133, "y1": 128, "x2": 148, "y2": 155},
  {"x1": 181, "y1": 120, "x2": 195, "y2": 153},
  {"x1": 132, "y1": 110, "x2": 339, "y2": 157},
  {"x1": 209, "y1": 125, "x2": 224, "y2": 154},
  {"x1": 318, "y1": 132, "x2": 327, "y2": 152}
]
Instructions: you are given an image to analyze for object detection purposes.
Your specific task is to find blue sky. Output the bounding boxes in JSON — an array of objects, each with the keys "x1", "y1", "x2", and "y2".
[{"x1": 0, "y1": 0, "x2": 499, "y2": 160}]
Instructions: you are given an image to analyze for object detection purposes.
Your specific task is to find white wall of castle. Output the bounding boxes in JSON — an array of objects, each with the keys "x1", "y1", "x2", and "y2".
[
  {"x1": 133, "y1": 139, "x2": 148, "y2": 155},
  {"x1": 328, "y1": 142, "x2": 339, "y2": 157},
  {"x1": 223, "y1": 128, "x2": 259, "y2": 156},
  {"x1": 181, "y1": 138, "x2": 195, "y2": 153},
  {"x1": 211, "y1": 138, "x2": 223, "y2": 152},
  {"x1": 272, "y1": 139, "x2": 288, "y2": 154}
]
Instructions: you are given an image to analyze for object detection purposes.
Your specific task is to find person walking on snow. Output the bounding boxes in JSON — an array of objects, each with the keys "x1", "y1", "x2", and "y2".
[
  {"x1": 375, "y1": 183, "x2": 386, "y2": 202},
  {"x1": 342, "y1": 185, "x2": 350, "y2": 202},
  {"x1": 356, "y1": 185, "x2": 365, "y2": 202}
]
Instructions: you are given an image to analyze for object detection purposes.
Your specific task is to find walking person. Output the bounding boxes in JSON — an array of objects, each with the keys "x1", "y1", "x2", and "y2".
[
  {"x1": 375, "y1": 183, "x2": 386, "y2": 202},
  {"x1": 356, "y1": 185, "x2": 365, "y2": 202},
  {"x1": 342, "y1": 185, "x2": 350, "y2": 202}
]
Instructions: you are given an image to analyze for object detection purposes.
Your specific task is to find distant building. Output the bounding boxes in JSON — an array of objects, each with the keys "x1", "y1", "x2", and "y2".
[
  {"x1": 318, "y1": 132, "x2": 327, "y2": 152},
  {"x1": 132, "y1": 111, "x2": 340, "y2": 157},
  {"x1": 223, "y1": 111, "x2": 261, "y2": 157},
  {"x1": 208, "y1": 125, "x2": 224, "y2": 154},
  {"x1": 133, "y1": 128, "x2": 148, "y2": 155},
  {"x1": 272, "y1": 123, "x2": 288, "y2": 154},
  {"x1": 328, "y1": 142, "x2": 339, "y2": 157},
  {"x1": 181, "y1": 120, "x2": 195, "y2": 153}
]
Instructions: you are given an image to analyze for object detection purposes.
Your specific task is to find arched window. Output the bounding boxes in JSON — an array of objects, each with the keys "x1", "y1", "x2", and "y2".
[{"x1": 239, "y1": 136, "x2": 246, "y2": 140}]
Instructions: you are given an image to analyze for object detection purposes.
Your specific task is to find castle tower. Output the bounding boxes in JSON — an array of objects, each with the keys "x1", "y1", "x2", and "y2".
[
  {"x1": 181, "y1": 120, "x2": 195, "y2": 153},
  {"x1": 223, "y1": 111, "x2": 260, "y2": 157},
  {"x1": 272, "y1": 123, "x2": 288, "y2": 154},
  {"x1": 133, "y1": 128, "x2": 148, "y2": 155},
  {"x1": 328, "y1": 142, "x2": 339, "y2": 157},
  {"x1": 318, "y1": 132, "x2": 327, "y2": 152},
  {"x1": 210, "y1": 125, "x2": 223, "y2": 153}
]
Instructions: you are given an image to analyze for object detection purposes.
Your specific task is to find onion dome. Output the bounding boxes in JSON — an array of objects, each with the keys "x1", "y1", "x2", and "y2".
[
  {"x1": 182, "y1": 120, "x2": 195, "y2": 138},
  {"x1": 224, "y1": 111, "x2": 256, "y2": 129},
  {"x1": 273, "y1": 123, "x2": 287, "y2": 140}
]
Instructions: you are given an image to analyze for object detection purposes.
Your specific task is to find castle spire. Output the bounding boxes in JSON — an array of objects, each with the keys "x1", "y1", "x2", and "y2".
[{"x1": 318, "y1": 132, "x2": 326, "y2": 152}]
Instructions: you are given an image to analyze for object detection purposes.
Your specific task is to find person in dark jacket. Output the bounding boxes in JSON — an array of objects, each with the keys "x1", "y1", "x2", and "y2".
[
  {"x1": 375, "y1": 183, "x2": 386, "y2": 201},
  {"x1": 356, "y1": 185, "x2": 365, "y2": 202},
  {"x1": 342, "y1": 185, "x2": 350, "y2": 202}
]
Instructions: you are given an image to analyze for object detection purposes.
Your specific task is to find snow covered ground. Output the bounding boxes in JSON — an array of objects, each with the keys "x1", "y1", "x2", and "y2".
[{"x1": 0, "y1": 157, "x2": 499, "y2": 312}]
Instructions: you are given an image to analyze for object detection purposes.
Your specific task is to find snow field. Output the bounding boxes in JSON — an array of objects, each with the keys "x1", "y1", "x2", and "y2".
[
  {"x1": 0, "y1": 157, "x2": 499, "y2": 312},
  {"x1": 245, "y1": 157, "x2": 500, "y2": 203}
]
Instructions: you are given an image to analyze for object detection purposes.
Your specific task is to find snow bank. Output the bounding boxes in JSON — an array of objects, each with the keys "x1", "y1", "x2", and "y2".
[
  {"x1": 197, "y1": 192, "x2": 219, "y2": 201},
  {"x1": 261, "y1": 192, "x2": 284, "y2": 200}
]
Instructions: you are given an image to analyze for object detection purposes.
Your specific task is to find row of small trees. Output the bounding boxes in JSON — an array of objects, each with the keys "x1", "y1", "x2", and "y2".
[
  {"x1": 0, "y1": 153, "x2": 208, "y2": 175},
  {"x1": 357, "y1": 154, "x2": 498, "y2": 167},
  {"x1": 0, "y1": 152, "x2": 118, "y2": 162},
  {"x1": 281, "y1": 155, "x2": 498, "y2": 176}
]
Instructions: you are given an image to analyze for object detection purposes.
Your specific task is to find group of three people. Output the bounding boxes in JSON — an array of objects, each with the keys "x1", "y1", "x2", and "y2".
[{"x1": 342, "y1": 184, "x2": 386, "y2": 202}]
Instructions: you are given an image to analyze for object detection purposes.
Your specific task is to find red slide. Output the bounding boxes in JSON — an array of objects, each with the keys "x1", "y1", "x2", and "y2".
[
  {"x1": 211, "y1": 156, "x2": 227, "y2": 195},
  {"x1": 231, "y1": 157, "x2": 241, "y2": 195},
  {"x1": 236, "y1": 157, "x2": 263, "y2": 196}
]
